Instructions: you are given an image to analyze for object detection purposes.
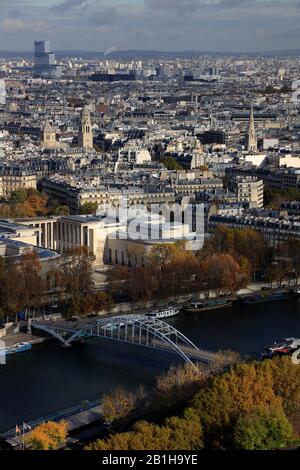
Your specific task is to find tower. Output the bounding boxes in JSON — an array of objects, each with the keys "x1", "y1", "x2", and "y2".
[
  {"x1": 41, "y1": 121, "x2": 56, "y2": 147},
  {"x1": 34, "y1": 40, "x2": 62, "y2": 78},
  {"x1": 247, "y1": 106, "x2": 257, "y2": 153},
  {"x1": 79, "y1": 106, "x2": 93, "y2": 149}
]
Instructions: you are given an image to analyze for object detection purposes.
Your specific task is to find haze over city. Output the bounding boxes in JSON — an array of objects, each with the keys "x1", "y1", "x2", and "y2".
[{"x1": 1, "y1": 0, "x2": 300, "y2": 53}]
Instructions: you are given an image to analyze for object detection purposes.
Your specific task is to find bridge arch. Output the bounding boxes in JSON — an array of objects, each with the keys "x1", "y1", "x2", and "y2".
[{"x1": 30, "y1": 315, "x2": 217, "y2": 370}]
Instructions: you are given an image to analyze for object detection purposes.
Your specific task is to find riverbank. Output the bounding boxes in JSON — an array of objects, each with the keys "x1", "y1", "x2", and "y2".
[{"x1": 2, "y1": 279, "x2": 299, "y2": 349}]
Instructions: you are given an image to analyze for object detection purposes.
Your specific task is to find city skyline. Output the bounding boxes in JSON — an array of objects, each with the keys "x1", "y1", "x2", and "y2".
[{"x1": 1, "y1": 1, "x2": 300, "y2": 53}]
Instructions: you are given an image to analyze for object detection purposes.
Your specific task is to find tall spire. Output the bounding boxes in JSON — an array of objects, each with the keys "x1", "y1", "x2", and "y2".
[{"x1": 247, "y1": 105, "x2": 257, "y2": 153}]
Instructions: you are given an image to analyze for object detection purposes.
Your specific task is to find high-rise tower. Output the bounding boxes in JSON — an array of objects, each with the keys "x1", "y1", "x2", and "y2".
[
  {"x1": 34, "y1": 40, "x2": 62, "y2": 78},
  {"x1": 247, "y1": 106, "x2": 257, "y2": 153},
  {"x1": 79, "y1": 106, "x2": 93, "y2": 149}
]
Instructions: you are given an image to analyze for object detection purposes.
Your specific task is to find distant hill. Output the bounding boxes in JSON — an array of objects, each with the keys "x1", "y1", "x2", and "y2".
[{"x1": 1, "y1": 49, "x2": 300, "y2": 60}]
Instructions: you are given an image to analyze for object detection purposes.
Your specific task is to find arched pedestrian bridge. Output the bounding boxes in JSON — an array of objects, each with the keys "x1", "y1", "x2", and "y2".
[{"x1": 30, "y1": 315, "x2": 223, "y2": 370}]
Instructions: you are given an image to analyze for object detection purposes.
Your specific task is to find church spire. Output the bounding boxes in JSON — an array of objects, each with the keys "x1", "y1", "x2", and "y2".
[{"x1": 247, "y1": 105, "x2": 257, "y2": 153}]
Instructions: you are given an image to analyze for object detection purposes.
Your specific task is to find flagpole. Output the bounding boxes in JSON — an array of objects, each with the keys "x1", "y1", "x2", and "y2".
[{"x1": 22, "y1": 422, "x2": 25, "y2": 451}]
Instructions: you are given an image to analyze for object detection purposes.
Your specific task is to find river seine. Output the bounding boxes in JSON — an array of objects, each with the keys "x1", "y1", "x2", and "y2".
[{"x1": 1, "y1": 297, "x2": 300, "y2": 432}]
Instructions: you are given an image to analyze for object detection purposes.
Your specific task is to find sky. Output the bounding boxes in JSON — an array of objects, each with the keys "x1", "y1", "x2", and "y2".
[{"x1": 1, "y1": 0, "x2": 300, "y2": 52}]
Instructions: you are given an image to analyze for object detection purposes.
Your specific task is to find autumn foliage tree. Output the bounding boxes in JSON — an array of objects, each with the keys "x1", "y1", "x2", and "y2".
[
  {"x1": 101, "y1": 387, "x2": 139, "y2": 425},
  {"x1": 85, "y1": 357, "x2": 300, "y2": 451},
  {"x1": 110, "y1": 241, "x2": 250, "y2": 303},
  {"x1": 0, "y1": 188, "x2": 49, "y2": 218},
  {"x1": 153, "y1": 363, "x2": 205, "y2": 412},
  {"x1": 86, "y1": 413, "x2": 203, "y2": 451},
  {"x1": 0, "y1": 250, "x2": 45, "y2": 317},
  {"x1": 25, "y1": 421, "x2": 68, "y2": 450},
  {"x1": 202, "y1": 225, "x2": 269, "y2": 277}
]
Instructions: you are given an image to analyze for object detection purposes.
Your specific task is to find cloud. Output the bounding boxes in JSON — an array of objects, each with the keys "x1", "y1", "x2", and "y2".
[
  {"x1": 50, "y1": 0, "x2": 88, "y2": 13},
  {"x1": 2, "y1": 18, "x2": 46, "y2": 33},
  {"x1": 89, "y1": 7, "x2": 117, "y2": 26},
  {"x1": 217, "y1": 0, "x2": 255, "y2": 7},
  {"x1": 144, "y1": 0, "x2": 200, "y2": 15},
  {"x1": 2, "y1": 19, "x2": 26, "y2": 32}
]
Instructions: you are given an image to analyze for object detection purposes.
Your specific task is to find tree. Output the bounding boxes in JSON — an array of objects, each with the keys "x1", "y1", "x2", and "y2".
[
  {"x1": 60, "y1": 246, "x2": 95, "y2": 296},
  {"x1": 101, "y1": 388, "x2": 137, "y2": 424},
  {"x1": 161, "y1": 156, "x2": 183, "y2": 170},
  {"x1": 0, "y1": 262, "x2": 25, "y2": 316},
  {"x1": 202, "y1": 225, "x2": 268, "y2": 277},
  {"x1": 25, "y1": 421, "x2": 68, "y2": 450},
  {"x1": 127, "y1": 267, "x2": 159, "y2": 303},
  {"x1": 263, "y1": 356, "x2": 300, "y2": 417},
  {"x1": 79, "y1": 202, "x2": 98, "y2": 215},
  {"x1": 86, "y1": 415, "x2": 203, "y2": 451},
  {"x1": 147, "y1": 243, "x2": 181, "y2": 270},
  {"x1": 0, "y1": 188, "x2": 49, "y2": 218},
  {"x1": 233, "y1": 407, "x2": 296, "y2": 450},
  {"x1": 19, "y1": 249, "x2": 45, "y2": 310},
  {"x1": 154, "y1": 363, "x2": 205, "y2": 411},
  {"x1": 192, "y1": 361, "x2": 282, "y2": 448},
  {"x1": 8, "y1": 188, "x2": 27, "y2": 204},
  {"x1": 51, "y1": 205, "x2": 70, "y2": 216},
  {"x1": 201, "y1": 253, "x2": 249, "y2": 295}
]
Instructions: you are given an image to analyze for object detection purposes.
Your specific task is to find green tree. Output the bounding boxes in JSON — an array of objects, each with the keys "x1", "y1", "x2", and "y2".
[
  {"x1": 79, "y1": 202, "x2": 98, "y2": 215},
  {"x1": 233, "y1": 407, "x2": 296, "y2": 450},
  {"x1": 161, "y1": 156, "x2": 183, "y2": 170},
  {"x1": 8, "y1": 188, "x2": 28, "y2": 204}
]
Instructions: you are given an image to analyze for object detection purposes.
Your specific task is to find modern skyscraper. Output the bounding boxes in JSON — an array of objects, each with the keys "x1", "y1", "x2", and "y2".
[
  {"x1": 34, "y1": 40, "x2": 62, "y2": 78},
  {"x1": 78, "y1": 106, "x2": 93, "y2": 149},
  {"x1": 0, "y1": 79, "x2": 6, "y2": 105},
  {"x1": 247, "y1": 106, "x2": 257, "y2": 153}
]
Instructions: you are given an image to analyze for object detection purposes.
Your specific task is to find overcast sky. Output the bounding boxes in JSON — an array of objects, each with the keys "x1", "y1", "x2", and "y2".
[{"x1": 0, "y1": 0, "x2": 300, "y2": 52}]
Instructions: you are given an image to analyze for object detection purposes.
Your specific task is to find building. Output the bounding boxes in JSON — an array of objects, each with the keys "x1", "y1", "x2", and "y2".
[
  {"x1": 0, "y1": 220, "x2": 59, "y2": 276},
  {"x1": 34, "y1": 40, "x2": 62, "y2": 78},
  {"x1": 172, "y1": 178, "x2": 223, "y2": 196},
  {"x1": 0, "y1": 167, "x2": 37, "y2": 198},
  {"x1": 209, "y1": 212, "x2": 300, "y2": 246},
  {"x1": 246, "y1": 106, "x2": 257, "y2": 153},
  {"x1": 199, "y1": 130, "x2": 229, "y2": 147},
  {"x1": 236, "y1": 176, "x2": 264, "y2": 208},
  {"x1": 0, "y1": 79, "x2": 6, "y2": 105},
  {"x1": 78, "y1": 106, "x2": 93, "y2": 149},
  {"x1": 13, "y1": 213, "x2": 197, "y2": 267},
  {"x1": 114, "y1": 148, "x2": 151, "y2": 170},
  {"x1": 39, "y1": 121, "x2": 63, "y2": 149},
  {"x1": 41, "y1": 177, "x2": 176, "y2": 213}
]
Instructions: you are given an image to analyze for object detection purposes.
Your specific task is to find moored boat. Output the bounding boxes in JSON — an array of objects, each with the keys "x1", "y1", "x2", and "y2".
[
  {"x1": 182, "y1": 299, "x2": 232, "y2": 313},
  {"x1": 0, "y1": 341, "x2": 32, "y2": 357},
  {"x1": 146, "y1": 307, "x2": 180, "y2": 319},
  {"x1": 240, "y1": 291, "x2": 288, "y2": 305},
  {"x1": 292, "y1": 287, "x2": 300, "y2": 297},
  {"x1": 261, "y1": 337, "x2": 300, "y2": 359}
]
